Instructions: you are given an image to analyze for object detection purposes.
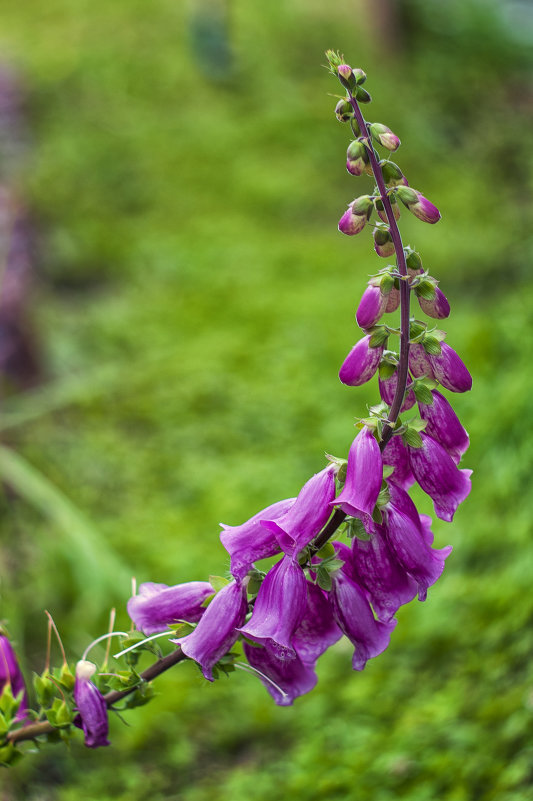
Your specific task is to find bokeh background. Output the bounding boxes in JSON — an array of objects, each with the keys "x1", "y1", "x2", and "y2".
[{"x1": 1, "y1": 0, "x2": 533, "y2": 798}]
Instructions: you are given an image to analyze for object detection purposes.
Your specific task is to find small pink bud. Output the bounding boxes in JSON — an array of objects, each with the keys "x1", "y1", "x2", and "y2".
[
  {"x1": 397, "y1": 187, "x2": 441, "y2": 224},
  {"x1": 373, "y1": 225, "x2": 395, "y2": 258},
  {"x1": 418, "y1": 287, "x2": 450, "y2": 319},
  {"x1": 356, "y1": 284, "x2": 387, "y2": 329},
  {"x1": 337, "y1": 64, "x2": 357, "y2": 92},
  {"x1": 369, "y1": 123, "x2": 400, "y2": 152},
  {"x1": 338, "y1": 196, "x2": 373, "y2": 236},
  {"x1": 384, "y1": 287, "x2": 400, "y2": 313},
  {"x1": 346, "y1": 140, "x2": 369, "y2": 176}
]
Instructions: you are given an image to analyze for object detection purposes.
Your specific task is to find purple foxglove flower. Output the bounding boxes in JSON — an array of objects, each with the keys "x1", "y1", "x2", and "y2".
[
  {"x1": 0, "y1": 635, "x2": 28, "y2": 722},
  {"x1": 174, "y1": 580, "x2": 247, "y2": 681},
  {"x1": 220, "y1": 498, "x2": 294, "y2": 580},
  {"x1": 127, "y1": 580, "x2": 213, "y2": 636},
  {"x1": 427, "y1": 342, "x2": 472, "y2": 393},
  {"x1": 379, "y1": 369, "x2": 415, "y2": 411},
  {"x1": 369, "y1": 122, "x2": 401, "y2": 151},
  {"x1": 339, "y1": 335, "x2": 383, "y2": 386},
  {"x1": 418, "y1": 287, "x2": 450, "y2": 319},
  {"x1": 356, "y1": 284, "x2": 387, "y2": 329},
  {"x1": 333, "y1": 427, "x2": 382, "y2": 531},
  {"x1": 292, "y1": 581, "x2": 342, "y2": 664},
  {"x1": 382, "y1": 484, "x2": 452, "y2": 601},
  {"x1": 382, "y1": 435, "x2": 415, "y2": 491},
  {"x1": 346, "y1": 140, "x2": 369, "y2": 176},
  {"x1": 408, "y1": 433, "x2": 472, "y2": 522},
  {"x1": 243, "y1": 642, "x2": 317, "y2": 706},
  {"x1": 409, "y1": 343, "x2": 434, "y2": 379},
  {"x1": 338, "y1": 196, "x2": 373, "y2": 236},
  {"x1": 261, "y1": 466, "x2": 336, "y2": 556},
  {"x1": 331, "y1": 540, "x2": 358, "y2": 581},
  {"x1": 238, "y1": 556, "x2": 307, "y2": 661},
  {"x1": 351, "y1": 525, "x2": 418, "y2": 622},
  {"x1": 397, "y1": 186, "x2": 441, "y2": 223},
  {"x1": 73, "y1": 660, "x2": 110, "y2": 748},
  {"x1": 384, "y1": 287, "x2": 400, "y2": 313},
  {"x1": 418, "y1": 390, "x2": 469, "y2": 464},
  {"x1": 329, "y1": 569, "x2": 397, "y2": 670}
]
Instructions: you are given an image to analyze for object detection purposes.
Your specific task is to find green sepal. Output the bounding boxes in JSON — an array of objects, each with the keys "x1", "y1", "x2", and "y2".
[
  {"x1": 415, "y1": 278, "x2": 437, "y2": 300},
  {"x1": 412, "y1": 380, "x2": 435, "y2": 405},
  {"x1": 422, "y1": 335, "x2": 442, "y2": 355},
  {"x1": 353, "y1": 68, "x2": 367, "y2": 85},
  {"x1": 33, "y1": 672, "x2": 55, "y2": 706},
  {"x1": 368, "y1": 326, "x2": 389, "y2": 348},
  {"x1": 408, "y1": 418, "x2": 428, "y2": 432},
  {"x1": 209, "y1": 575, "x2": 230, "y2": 594},
  {"x1": 317, "y1": 542, "x2": 335, "y2": 559},
  {"x1": 123, "y1": 681, "x2": 156, "y2": 709},
  {"x1": 379, "y1": 272, "x2": 395, "y2": 294},
  {"x1": 379, "y1": 360, "x2": 396, "y2": 380},
  {"x1": 405, "y1": 248, "x2": 423, "y2": 271},
  {"x1": 168, "y1": 621, "x2": 195, "y2": 638},
  {"x1": 382, "y1": 465, "x2": 395, "y2": 479},
  {"x1": 316, "y1": 567, "x2": 332, "y2": 592},
  {"x1": 376, "y1": 484, "x2": 391, "y2": 508},
  {"x1": 0, "y1": 743, "x2": 15, "y2": 766},
  {"x1": 0, "y1": 710, "x2": 9, "y2": 739},
  {"x1": 409, "y1": 320, "x2": 427, "y2": 341},
  {"x1": 58, "y1": 663, "x2": 75, "y2": 691},
  {"x1": 0, "y1": 684, "x2": 19, "y2": 721},
  {"x1": 246, "y1": 568, "x2": 266, "y2": 597},
  {"x1": 403, "y1": 428, "x2": 424, "y2": 449},
  {"x1": 372, "y1": 506, "x2": 383, "y2": 525},
  {"x1": 345, "y1": 517, "x2": 371, "y2": 541},
  {"x1": 355, "y1": 86, "x2": 371, "y2": 103},
  {"x1": 103, "y1": 670, "x2": 141, "y2": 693}
]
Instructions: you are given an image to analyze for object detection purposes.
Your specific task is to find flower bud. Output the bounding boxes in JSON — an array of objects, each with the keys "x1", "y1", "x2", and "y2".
[
  {"x1": 427, "y1": 342, "x2": 472, "y2": 393},
  {"x1": 338, "y1": 196, "x2": 373, "y2": 236},
  {"x1": 405, "y1": 248, "x2": 423, "y2": 273},
  {"x1": 355, "y1": 86, "x2": 371, "y2": 103},
  {"x1": 380, "y1": 160, "x2": 408, "y2": 186},
  {"x1": 352, "y1": 68, "x2": 367, "y2": 85},
  {"x1": 373, "y1": 225, "x2": 395, "y2": 258},
  {"x1": 74, "y1": 661, "x2": 110, "y2": 748},
  {"x1": 356, "y1": 284, "x2": 387, "y2": 329},
  {"x1": 375, "y1": 196, "x2": 400, "y2": 223},
  {"x1": 337, "y1": 64, "x2": 357, "y2": 92},
  {"x1": 418, "y1": 286, "x2": 450, "y2": 319},
  {"x1": 346, "y1": 140, "x2": 369, "y2": 176},
  {"x1": 334, "y1": 98, "x2": 353, "y2": 123},
  {"x1": 339, "y1": 335, "x2": 383, "y2": 386},
  {"x1": 384, "y1": 286, "x2": 400, "y2": 313},
  {"x1": 396, "y1": 186, "x2": 441, "y2": 224},
  {"x1": 369, "y1": 123, "x2": 400, "y2": 152}
]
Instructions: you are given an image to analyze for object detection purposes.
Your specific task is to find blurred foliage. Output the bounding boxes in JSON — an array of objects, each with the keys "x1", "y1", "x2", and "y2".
[{"x1": 1, "y1": 0, "x2": 533, "y2": 798}]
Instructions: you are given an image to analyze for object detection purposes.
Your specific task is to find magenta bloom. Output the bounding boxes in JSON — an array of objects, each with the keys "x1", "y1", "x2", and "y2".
[
  {"x1": 292, "y1": 581, "x2": 342, "y2": 664},
  {"x1": 243, "y1": 642, "x2": 317, "y2": 706},
  {"x1": 409, "y1": 343, "x2": 434, "y2": 379},
  {"x1": 383, "y1": 483, "x2": 452, "y2": 601},
  {"x1": 73, "y1": 660, "x2": 110, "y2": 748},
  {"x1": 261, "y1": 466, "x2": 336, "y2": 556},
  {"x1": 220, "y1": 498, "x2": 294, "y2": 579},
  {"x1": 350, "y1": 526, "x2": 418, "y2": 622},
  {"x1": 127, "y1": 581, "x2": 213, "y2": 635},
  {"x1": 382, "y1": 435, "x2": 415, "y2": 491},
  {"x1": 339, "y1": 335, "x2": 383, "y2": 386},
  {"x1": 379, "y1": 369, "x2": 415, "y2": 411},
  {"x1": 356, "y1": 284, "x2": 387, "y2": 329},
  {"x1": 174, "y1": 580, "x2": 247, "y2": 681},
  {"x1": 333, "y1": 427, "x2": 382, "y2": 531},
  {"x1": 238, "y1": 556, "x2": 307, "y2": 661},
  {"x1": 408, "y1": 434, "x2": 472, "y2": 522},
  {"x1": 329, "y1": 569, "x2": 397, "y2": 670},
  {"x1": 0, "y1": 635, "x2": 28, "y2": 722},
  {"x1": 418, "y1": 287, "x2": 450, "y2": 319},
  {"x1": 427, "y1": 342, "x2": 472, "y2": 393},
  {"x1": 418, "y1": 390, "x2": 469, "y2": 464}
]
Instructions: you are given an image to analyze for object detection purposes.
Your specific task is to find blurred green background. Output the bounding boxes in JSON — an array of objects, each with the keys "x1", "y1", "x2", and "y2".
[{"x1": 1, "y1": 0, "x2": 533, "y2": 798}]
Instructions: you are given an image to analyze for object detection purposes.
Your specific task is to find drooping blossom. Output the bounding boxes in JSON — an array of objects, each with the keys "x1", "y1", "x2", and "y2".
[
  {"x1": 382, "y1": 482, "x2": 452, "y2": 601},
  {"x1": 349, "y1": 525, "x2": 418, "y2": 622},
  {"x1": 174, "y1": 580, "x2": 247, "y2": 681},
  {"x1": 356, "y1": 284, "x2": 387, "y2": 329},
  {"x1": 418, "y1": 287, "x2": 450, "y2": 319},
  {"x1": 0, "y1": 635, "x2": 28, "y2": 722},
  {"x1": 292, "y1": 580, "x2": 342, "y2": 664},
  {"x1": 408, "y1": 434, "x2": 472, "y2": 522},
  {"x1": 73, "y1": 660, "x2": 110, "y2": 748},
  {"x1": 339, "y1": 336, "x2": 383, "y2": 386},
  {"x1": 238, "y1": 556, "x2": 307, "y2": 661},
  {"x1": 378, "y1": 368, "x2": 416, "y2": 411},
  {"x1": 127, "y1": 581, "x2": 213, "y2": 635},
  {"x1": 418, "y1": 390, "x2": 469, "y2": 464},
  {"x1": 329, "y1": 567, "x2": 397, "y2": 670},
  {"x1": 338, "y1": 196, "x2": 373, "y2": 236},
  {"x1": 427, "y1": 342, "x2": 472, "y2": 393},
  {"x1": 243, "y1": 642, "x2": 317, "y2": 706},
  {"x1": 382, "y1": 435, "x2": 415, "y2": 491},
  {"x1": 261, "y1": 466, "x2": 336, "y2": 556},
  {"x1": 220, "y1": 498, "x2": 294, "y2": 580},
  {"x1": 333, "y1": 427, "x2": 382, "y2": 532},
  {"x1": 408, "y1": 343, "x2": 434, "y2": 379}
]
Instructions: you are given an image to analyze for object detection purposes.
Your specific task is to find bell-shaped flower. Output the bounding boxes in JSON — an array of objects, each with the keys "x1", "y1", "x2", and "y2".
[
  {"x1": 350, "y1": 525, "x2": 418, "y2": 622},
  {"x1": 418, "y1": 390, "x2": 469, "y2": 464},
  {"x1": 127, "y1": 580, "x2": 213, "y2": 636},
  {"x1": 396, "y1": 186, "x2": 441, "y2": 223},
  {"x1": 427, "y1": 342, "x2": 472, "y2": 393},
  {"x1": 261, "y1": 466, "x2": 336, "y2": 556},
  {"x1": 382, "y1": 483, "x2": 452, "y2": 601},
  {"x1": 0, "y1": 635, "x2": 28, "y2": 722},
  {"x1": 73, "y1": 660, "x2": 110, "y2": 748},
  {"x1": 418, "y1": 287, "x2": 450, "y2": 319},
  {"x1": 329, "y1": 568, "x2": 397, "y2": 670},
  {"x1": 220, "y1": 498, "x2": 294, "y2": 580},
  {"x1": 292, "y1": 581, "x2": 342, "y2": 664},
  {"x1": 333, "y1": 427, "x2": 382, "y2": 531},
  {"x1": 382, "y1": 435, "x2": 415, "y2": 491},
  {"x1": 408, "y1": 433, "x2": 472, "y2": 522},
  {"x1": 339, "y1": 336, "x2": 383, "y2": 386},
  {"x1": 243, "y1": 642, "x2": 317, "y2": 706},
  {"x1": 379, "y1": 369, "x2": 415, "y2": 411},
  {"x1": 238, "y1": 556, "x2": 307, "y2": 661},
  {"x1": 409, "y1": 343, "x2": 434, "y2": 379},
  {"x1": 356, "y1": 284, "x2": 387, "y2": 329},
  {"x1": 338, "y1": 195, "x2": 373, "y2": 236},
  {"x1": 174, "y1": 580, "x2": 247, "y2": 681}
]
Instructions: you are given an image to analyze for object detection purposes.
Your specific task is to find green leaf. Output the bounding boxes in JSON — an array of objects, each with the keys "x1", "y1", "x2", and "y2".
[
  {"x1": 209, "y1": 575, "x2": 230, "y2": 593},
  {"x1": 316, "y1": 568, "x2": 332, "y2": 592},
  {"x1": 403, "y1": 428, "x2": 423, "y2": 448},
  {"x1": 408, "y1": 417, "x2": 428, "y2": 432},
  {"x1": 317, "y1": 542, "x2": 335, "y2": 559},
  {"x1": 413, "y1": 382, "x2": 434, "y2": 405},
  {"x1": 372, "y1": 506, "x2": 383, "y2": 525}
]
